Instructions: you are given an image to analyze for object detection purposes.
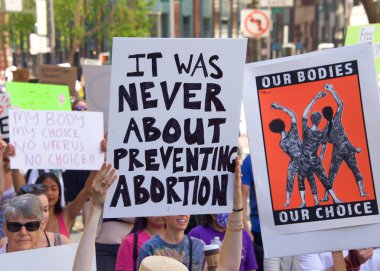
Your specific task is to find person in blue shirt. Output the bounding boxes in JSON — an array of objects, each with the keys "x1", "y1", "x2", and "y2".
[{"x1": 241, "y1": 154, "x2": 263, "y2": 271}]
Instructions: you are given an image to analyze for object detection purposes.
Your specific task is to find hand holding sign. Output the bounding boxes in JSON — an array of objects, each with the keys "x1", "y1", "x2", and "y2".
[{"x1": 0, "y1": 139, "x2": 7, "y2": 162}]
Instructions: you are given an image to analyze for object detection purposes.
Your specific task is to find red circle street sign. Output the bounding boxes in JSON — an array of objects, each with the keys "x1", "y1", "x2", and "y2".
[{"x1": 244, "y1": 10, "x2": 270, "y2": 38}]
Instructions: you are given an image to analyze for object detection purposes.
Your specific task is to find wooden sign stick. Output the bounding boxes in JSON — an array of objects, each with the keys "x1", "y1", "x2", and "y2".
[{"x1": 332, "y1": 251, "x2": 346, "y2": 271}]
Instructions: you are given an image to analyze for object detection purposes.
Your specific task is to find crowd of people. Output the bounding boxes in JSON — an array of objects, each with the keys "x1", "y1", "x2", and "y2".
[
  {"x1": 0, "y1": 94, "x2": 379, "y2": 270},
  {"x1": 0, "y1": 128, "x2": 249, "y2": 270}
]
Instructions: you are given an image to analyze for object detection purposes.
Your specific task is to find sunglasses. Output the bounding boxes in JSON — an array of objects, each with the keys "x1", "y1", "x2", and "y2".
[
  {"x1": 19, "y1": 184, "x2": 47, "y2": 195},
  {"x1": 6, "y1": 221, "x2": 41, "y2": 232},
  {"x1": 74, "y1": 105, "x2": 88, "y2": 111}
]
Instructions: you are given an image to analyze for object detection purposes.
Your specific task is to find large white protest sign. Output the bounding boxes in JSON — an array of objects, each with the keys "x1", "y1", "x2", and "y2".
[
  {"x1": 83, "y1": 65, "x2": 111, "y2": 131},
  {"x1": 0, "y1": 92, "x2": 11, "y2": 141},
  {"x1": 9, "y1": 109, "x2": 104, "y2": 170},
  {"x1": 104, "y1": 38, "x2": 247, "y2": 218},
  {"x1": 243, "y1": 43, "x2": 380, "y2": 257},
  {"x1": 0, "y1": 243, "x2": 96, "y2": 271}
]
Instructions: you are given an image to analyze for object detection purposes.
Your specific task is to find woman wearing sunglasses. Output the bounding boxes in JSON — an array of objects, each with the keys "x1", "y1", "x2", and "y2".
[
  {"x1": 72, "y1": 98, "x2": 88, "y2": 111},
  {"x1": 0, "y1": 140, "x2": 28, "y2": 240},
  {"x1": 0, "y1": 184, "x2": 71, "y2": 249},
  {"x1": 0, "y1": 194, "x2": 45, "y2": 253}
]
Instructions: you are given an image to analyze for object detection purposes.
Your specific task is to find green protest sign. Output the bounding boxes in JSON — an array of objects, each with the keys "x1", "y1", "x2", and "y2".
[
  {"x1": 345, "y1": 23, "x2": 380, "y2": 80},
  {"x1": 6, "y1": 82, "x2": 71, "y2": 110}
]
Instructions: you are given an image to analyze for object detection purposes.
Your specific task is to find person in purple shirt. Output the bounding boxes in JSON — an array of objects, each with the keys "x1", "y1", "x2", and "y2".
[{"x1": 188, "y1": 214, "x2": 258, "y2": 271}]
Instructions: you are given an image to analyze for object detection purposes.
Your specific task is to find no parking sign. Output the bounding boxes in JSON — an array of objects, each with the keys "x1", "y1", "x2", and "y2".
[{"x1": 240, "y1": 9, "x2": 271, "y2": 38}]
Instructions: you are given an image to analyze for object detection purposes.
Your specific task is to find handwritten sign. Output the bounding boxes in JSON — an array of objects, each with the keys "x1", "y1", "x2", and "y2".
[
  {"x1": 0, "y1": 92, "x2": 11, "y2": 141},
  {"x1": 9, "y1": 109, "x2": 104, "y2": 170},
  {"x1": 345, "y1": 23, "x2": 380, "y2": 80},
  {"x1": 103, "y1": 38, "x2": 247, "y2": 218},
  {"x1": 6, "y1": 82, "x2": 71, "y2": 110},
  {"x1": 83, "y1": 65, "x2": 111, "y2": 131},
  {"x1": 0, "y1": 244, "x2": 96, "y2": 271},
  {"x1": 243, "y1": 43, "x2": 380, "y2": 257},
  {"x1": 39, "y1": 65, "x2": 77, "y2": 96}
]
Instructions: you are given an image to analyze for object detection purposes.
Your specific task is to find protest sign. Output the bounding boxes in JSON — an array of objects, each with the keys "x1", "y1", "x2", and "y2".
[
  {"x1": 6, "y1": 82, "x2": 71, "y2": 110},
  {"x1": 243, "y1": 43, "x2": 380, "y2": 257},
  {"x1": 0, "y1": 244, "x2": 96, "y2": 271},
  {"x1": 104, "y1": 38, "x2": 247, "y2": 218},
  {"x1": 0, "y1": 92, "x2": 11, "y2": 141},
  {"x1": 39, "y1": 64, "x2": 77, "y2": 96},
  {"x1": 83, "y1": 65, "x2": 111, "y2": 131},
  {"x1": 12, "y1": 68, "x2": 29, "y2": 82},
  {"x1": 345, "y1": 23, "x2": 380, "y2": 80},
  {"x1": 9, "y1": 109, "x2": 104, "y2": 170}
]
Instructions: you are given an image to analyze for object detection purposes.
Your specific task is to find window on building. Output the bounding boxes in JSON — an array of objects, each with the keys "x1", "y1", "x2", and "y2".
[{"x1": 183, "y1": 16, "x2": 192, "y2": 37}]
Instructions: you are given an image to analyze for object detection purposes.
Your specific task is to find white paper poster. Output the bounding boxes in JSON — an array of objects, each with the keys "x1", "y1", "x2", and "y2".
[
  {"x1": 9, "y1": 109, "x2": 104, "y2": 170},
  {"x1": 0, "y1": 243, "x2": 96, "y2": 271},
  {"x1": 0, "y1": 92, "x2": 11, "y2": 141},
  {"x1": 243, "y1": 43, "x2": 380, "y2": 257},
  {"x1": 83, "y1": 65, "x2": 111, "y2": 131},
  {"x1": 104, "y1": 38, "x2": 247, "y2": 218}
]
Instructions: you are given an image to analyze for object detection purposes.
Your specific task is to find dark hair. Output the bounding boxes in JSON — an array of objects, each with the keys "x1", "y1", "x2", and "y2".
[
  {"x1": 269, "y1": 118, "x2": 285, "y2": 133},
  {"x1": 131, "y1": 217, "x2": 148, "y2": 234},
  {"x1": 322, "y1": 106, "x2": 333, "y2": 121},
  {"x1": 72, "y1": 98, "x2": 87, "y2": 110},
  {"x1": 322, "y1": 106, "x2": 333, "y2": 137},
  {"x1": 35, "y1": 173, "x2": 62, "y2": 215},
  {"x1": 199, "y1": 215, "x2": 213, "y2": 227},
  {"x1": 311, "y1": 112, "x2": 322, "y2": 125}
]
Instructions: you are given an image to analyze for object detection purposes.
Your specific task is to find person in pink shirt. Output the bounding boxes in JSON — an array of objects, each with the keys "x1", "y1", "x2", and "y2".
[{"x1": 116, "y1": 217, "x2": 165, "y2": 271}]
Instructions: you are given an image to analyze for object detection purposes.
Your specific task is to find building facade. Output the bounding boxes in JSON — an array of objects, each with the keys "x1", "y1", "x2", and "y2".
[{"x1": 150, "y1": 0, "x2": 354, "y2": 59}]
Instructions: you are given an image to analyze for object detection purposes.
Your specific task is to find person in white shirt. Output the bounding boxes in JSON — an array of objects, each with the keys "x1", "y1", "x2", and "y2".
[{"x1": 295, "y1": 248, "x2": 380, "y2": 271}]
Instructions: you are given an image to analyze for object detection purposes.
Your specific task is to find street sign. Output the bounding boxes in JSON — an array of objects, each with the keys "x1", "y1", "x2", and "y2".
[
  {"x1": 260, "y1": 0, "x2": 294, "y2": 7},
  {"x1": 241, "y1": 9, "x2": 271, "y2": 38},
  {"x1": 29, "y1": 34, "x2": 51, "y2": 55}
]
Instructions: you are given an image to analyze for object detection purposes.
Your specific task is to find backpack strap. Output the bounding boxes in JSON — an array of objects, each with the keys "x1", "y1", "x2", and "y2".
[
  {"x1": 188, "y1": 235, "x2": 193, "y2": 271},
  {"x1": 133, "y1": 232, "x2": 138, "y2": 271}
]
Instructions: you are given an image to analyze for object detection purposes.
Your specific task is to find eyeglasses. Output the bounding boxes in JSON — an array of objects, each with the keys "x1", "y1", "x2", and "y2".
[
  {"x1": 18, "y1": 184, "x2": 47, "y2": 195},
  {"x1": 6, "y1": 221, "x2": 41, "y2": 232},
  {"x1": 74, "y1": 105, "x2": 88, "y2": 111}
]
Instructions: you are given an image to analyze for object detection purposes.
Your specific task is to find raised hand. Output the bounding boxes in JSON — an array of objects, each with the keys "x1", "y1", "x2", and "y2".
[
  {"x1": 100, "y1": 132, "x2": 108, "y2": 153},
  {"x1": 0, "y1": 139, "x2": 7, "y2": 156},
  {"x1": 91, "y1": 162, "x2": 116, "y2": 208},
  {"x1": 4, "y1": 143, "x2": 15, "y2": 158},
  {"x1": 316, "y1": 91, "x2": 326, "y2": 99},
  {"x1": 324, "y1": 83, "x2": 334, "y2": 92}
]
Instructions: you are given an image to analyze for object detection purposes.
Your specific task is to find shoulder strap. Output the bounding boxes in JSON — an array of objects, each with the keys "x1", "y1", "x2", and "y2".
[
  {"x1": 54, "y1": 233, "x2": 62, "y2": 246},
  {"x1": 44, "y1": 231, "x2": 51, "y2": 247},
  {"x1": 188, "y1": 235, "x2": 192, "y2": 271},
  {"x1": 133, "y1": 232, "x2": 138, "y2": 271}
]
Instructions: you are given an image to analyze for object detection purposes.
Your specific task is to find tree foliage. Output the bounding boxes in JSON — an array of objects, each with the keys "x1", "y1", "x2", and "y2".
[
  {"x1": 2, "y1": 0, "x2": 153, "y2": 64},
  {"x1": 0, "y1": 0, "x2": 35, "y2": 50}
]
